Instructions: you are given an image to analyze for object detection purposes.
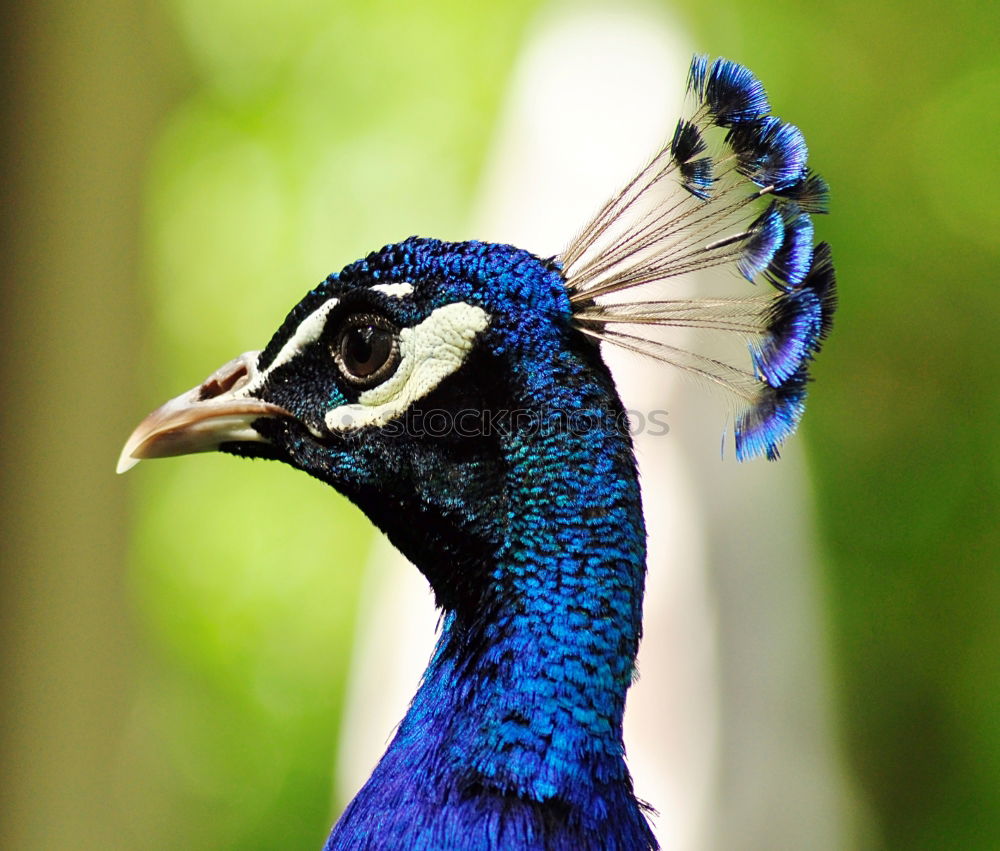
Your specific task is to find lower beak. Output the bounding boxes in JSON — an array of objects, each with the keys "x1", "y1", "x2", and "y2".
[{"x1": 116, "y1": 352, "x2": 292, "y2": 474}]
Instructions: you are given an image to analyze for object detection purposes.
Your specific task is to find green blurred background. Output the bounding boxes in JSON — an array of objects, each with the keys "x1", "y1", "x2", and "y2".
[{"x1": 2, "y1": 0, "x2": 997, "y2": 848}]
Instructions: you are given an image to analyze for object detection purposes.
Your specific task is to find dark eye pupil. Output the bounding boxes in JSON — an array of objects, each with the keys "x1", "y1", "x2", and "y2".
[
  {"x1": 333, "y1": 314, "x2": 400, "y2": 387},
  {"x1": 341, "y1": 326, "x2": 391, "y2": 377}
]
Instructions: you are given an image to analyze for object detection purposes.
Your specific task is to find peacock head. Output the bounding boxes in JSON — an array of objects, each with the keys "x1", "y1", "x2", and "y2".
[
  {"x1": 119, "y1": 56, "x2": 838, "y2": 598},
  {"x1": 116, "y1": 236, "x2": 588, "y2": 476},
  {"x1": 117, "y1": 238, "x2": 610, "y2": 607}
]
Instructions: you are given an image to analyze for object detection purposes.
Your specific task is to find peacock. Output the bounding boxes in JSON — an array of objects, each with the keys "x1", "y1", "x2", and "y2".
[{"x1": 118, "y1": 56, "x2": 836, "y2": 851}]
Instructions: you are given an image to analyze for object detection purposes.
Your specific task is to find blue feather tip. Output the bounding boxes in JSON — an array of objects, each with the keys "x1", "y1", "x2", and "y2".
[
  {"x1": 776, "y1": 169, "x2": 830, "y2": 214},
  {"x1": 688, "y1": 55, "x2": 771, "y2": 125},
  {"x1": 740, "y1": 242, "x2": 837, "y2": 459},
  {"x1": 728, "y1": 116, "x2": 808, "y2": 190},
  {"x1": 735, "y1": 367, "x2": 809, "y2": 461},
  {"x1": 767, "y1": 203, "x2": 814, "y2": 288},
  {"x1": 738, "y1": 201, "x2": 785, "y2": 282},
  {"x1": 670, "y1": 119, "x2": 713, "y2": 199}
]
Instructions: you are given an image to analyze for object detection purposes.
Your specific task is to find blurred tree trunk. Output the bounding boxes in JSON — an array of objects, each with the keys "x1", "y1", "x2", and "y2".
[{"x1": 0, "y1": 2, "x2": 175, "y2": 846}]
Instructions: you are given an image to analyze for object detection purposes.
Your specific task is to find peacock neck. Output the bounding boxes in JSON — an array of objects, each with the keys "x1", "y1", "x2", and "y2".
[{"x1": 329, "y1": 341, "x2": 655, "y2": 848}]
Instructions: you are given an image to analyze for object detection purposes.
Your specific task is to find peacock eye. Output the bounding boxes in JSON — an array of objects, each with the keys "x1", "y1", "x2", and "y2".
[{"x1": 331, "y1": 313, "x2": 401, "y2": 388}]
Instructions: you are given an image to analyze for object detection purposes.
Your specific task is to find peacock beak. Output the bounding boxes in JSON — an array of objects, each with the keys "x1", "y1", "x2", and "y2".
[{"x1": 116, "y1": 351, "x2": 293, "y2": 474}]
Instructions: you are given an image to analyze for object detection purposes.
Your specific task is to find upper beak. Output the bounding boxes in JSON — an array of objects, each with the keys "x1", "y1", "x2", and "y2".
[{"x1": 116, "y1": 351, "x2": 293, "y2": 474}]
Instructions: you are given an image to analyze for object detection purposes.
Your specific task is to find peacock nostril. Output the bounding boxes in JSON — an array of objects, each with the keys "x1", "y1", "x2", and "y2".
[{"x1": 197, "y1": 353, "x2": 257, "y2": 400}]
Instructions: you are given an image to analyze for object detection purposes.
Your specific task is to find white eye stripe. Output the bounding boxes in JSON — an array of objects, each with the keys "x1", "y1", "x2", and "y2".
[
  {"x1": 325, "y1": 302, "x2": 489, "y2": 432},
  {"x1": 240, "y1": 297, "x2": 339, "y2": 395},
  {"x1": 242, "y1": 284, "x2": 412, "y2": 397},
  {"x1": 370, "y1": 283, "x2": 414, "y2": 298}
]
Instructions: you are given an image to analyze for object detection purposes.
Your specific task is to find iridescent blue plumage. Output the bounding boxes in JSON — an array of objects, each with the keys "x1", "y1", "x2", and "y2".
[
  {"x1": 739, "y1": 201, "x2": 786, "y2": 281},
  {"x1": 800, "y1": 242, "x2": 838, "y2": 341},
  {"x1": 767, "y1": 203, "x2": 814, "y2": 288},
  {"x1": 729, "y1": 116, "x2": 809, "y2": 189},
  {"x1": 117, "y1": 55, "x2": 836, "y2": 850},
  {"x1": 776, "y1": 168, "x2": 830, "y2": 213},
  {"x1": 751, "y1": 278, "x2": 825, "y2": 386},
  {"x1": 734, "y1": 366, "x2": 809, "y2": 462},
  {"x1": 688, "y1": 56, "x2": 771, "y2": 125},
  {"x1": 670, "y1": 119, "x2": 713, "y2": 199}
]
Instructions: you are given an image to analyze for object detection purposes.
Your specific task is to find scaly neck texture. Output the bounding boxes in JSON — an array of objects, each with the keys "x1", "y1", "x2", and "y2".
[{"x1": 327, "y1": 340, "x2": 656, "y2": 850}]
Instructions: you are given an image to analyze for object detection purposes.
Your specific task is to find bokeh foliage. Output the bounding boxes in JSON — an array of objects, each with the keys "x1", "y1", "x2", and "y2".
[{"x1": 122, "y1": 0, "x2": 998, "y2": 848}]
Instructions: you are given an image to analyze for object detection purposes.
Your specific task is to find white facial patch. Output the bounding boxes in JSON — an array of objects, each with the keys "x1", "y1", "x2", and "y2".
[
  {"x1": 325, "y1": 302, "x2": 489, "y2": 432},
  {"x1": 370, "y1": 282, "x2": 414, "y2": 298},
  {"x1": 240, "y1": 297, "x2": 340, "y2": 396}
]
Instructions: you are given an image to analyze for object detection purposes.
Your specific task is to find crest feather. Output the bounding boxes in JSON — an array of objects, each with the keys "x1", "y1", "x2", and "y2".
[{"x1": 561, "y1": 56, "x2": 836, "y2": 461}]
